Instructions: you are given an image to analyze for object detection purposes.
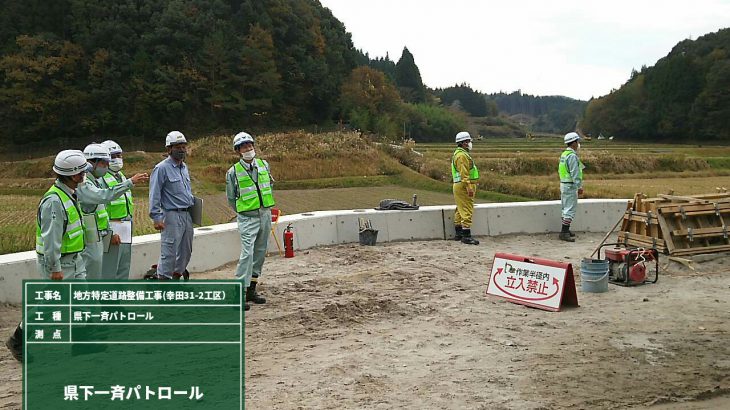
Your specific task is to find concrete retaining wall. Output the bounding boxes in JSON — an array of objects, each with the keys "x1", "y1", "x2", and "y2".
[{"x1": 0, "y1": 199, "x2": 628, "y2": 303}]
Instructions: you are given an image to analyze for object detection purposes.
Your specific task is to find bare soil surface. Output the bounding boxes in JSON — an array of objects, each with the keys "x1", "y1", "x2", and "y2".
[{"x1": 2, "y1": 232, "x2": 729, "y2": 409}]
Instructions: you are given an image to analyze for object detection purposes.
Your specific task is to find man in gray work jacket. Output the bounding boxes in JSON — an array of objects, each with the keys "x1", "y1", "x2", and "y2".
[
  {"x1": 558, "y1": 132, "x2": 585, "y2": 242},
  {"x1": 79, "y1": 143, "x2": 147, "y2": 278},
  {"x1": 148, "y1": 131, "x2": 195, "y2": 280},
  {"x1": 226, "y1": 131, "x2": 274, "y2": 311},
  {"x1": 5, "y1": 150, "x2": 89, "y2": 362}
]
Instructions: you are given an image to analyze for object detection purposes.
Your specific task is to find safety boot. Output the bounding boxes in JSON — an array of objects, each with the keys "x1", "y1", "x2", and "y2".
[
  {"x1": 172, "y1": 269, "x2": 190, "y2": 281},
  {"x1": 559, "y1": 224, "x2": 575, "y2": 242},
  {"x1": 232, "y1": 285, "x2": 250, "y2": 311},
  {"x1": 246, "y1": 282, "x2": 266, "y2": 304},
  {"x1": 5, "y1": 324, "x2": 23, "y2": 362},
  {"x1": 454, "y1": 225, "x2": 463, "y2": 241},
  {"x1": 558, "y1": 232, "x2": 575, "y2": 242},
  {"x1": 460, "y1": 229, "x2": 480, "y2": 245}
]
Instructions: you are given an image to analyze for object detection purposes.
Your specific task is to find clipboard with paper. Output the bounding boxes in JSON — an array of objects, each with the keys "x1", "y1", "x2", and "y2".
[
  {"x1": 191, "y1": 196, "x2": 203, "y2": 226},
  {"x1": 109, "y1": 220, "x2": 133, "y2": 244}
]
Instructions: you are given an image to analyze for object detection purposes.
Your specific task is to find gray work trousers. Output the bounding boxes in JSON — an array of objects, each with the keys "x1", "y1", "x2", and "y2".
[
  {"x1": 36, "y1": 253, "x2": 86, "y2": 280},
  {"x1": 102, "y1": 242, "x2": 132, "y2": 280},
  {"x1": 157, "y1": 210, "x2": 194, "y2": 278},
  {"x1": 234, "y1": 208, "x2": 272, "y2": 287},
  {"x1": 81, "y1": 240, "x2": 103, "y2": 280}
]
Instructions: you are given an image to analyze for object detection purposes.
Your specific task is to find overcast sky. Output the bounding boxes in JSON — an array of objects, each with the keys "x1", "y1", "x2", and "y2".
[{"x1": 320, "y1": 0, "x2": 730, "y2": 100}]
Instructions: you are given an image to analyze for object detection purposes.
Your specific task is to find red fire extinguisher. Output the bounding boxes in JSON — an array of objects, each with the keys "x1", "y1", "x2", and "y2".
[{"x1": 283, "y1": 223, "x2": 294, "y2": 258}]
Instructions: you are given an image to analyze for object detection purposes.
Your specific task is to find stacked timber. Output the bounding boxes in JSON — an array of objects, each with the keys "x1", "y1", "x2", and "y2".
[{"x1": 617, "y1": 190, "x2": 730, "y2": 256}]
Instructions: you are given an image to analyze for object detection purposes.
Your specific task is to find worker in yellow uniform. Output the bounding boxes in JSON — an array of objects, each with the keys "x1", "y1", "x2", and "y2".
[{"x1": 452, "y1": 131, "x2": 479, "y2": 245}]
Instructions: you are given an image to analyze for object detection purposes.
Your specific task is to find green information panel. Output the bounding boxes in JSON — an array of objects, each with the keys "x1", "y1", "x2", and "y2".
[{"x1": 23, "y1": 281, "x2": 244, "y2": 409}]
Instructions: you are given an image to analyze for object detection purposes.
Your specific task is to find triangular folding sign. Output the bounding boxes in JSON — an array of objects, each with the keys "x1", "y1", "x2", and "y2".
[{"x1": 487, "y1": 252, "x2": 579, "y2": 312}]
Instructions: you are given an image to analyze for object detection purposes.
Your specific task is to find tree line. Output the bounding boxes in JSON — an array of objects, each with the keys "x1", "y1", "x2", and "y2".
[
  {"x1": 0, "y1": 0, "x2": 359, "y2": 148},
  {"x1": 0, "y1": 0, "x2": 469, "y2": 148},
  {"x1": 581, "y1": 28, "x2": 730, "y2": 141},
  {"x1": 8, "y1": 0, "x2": 690, "y2": 149}
]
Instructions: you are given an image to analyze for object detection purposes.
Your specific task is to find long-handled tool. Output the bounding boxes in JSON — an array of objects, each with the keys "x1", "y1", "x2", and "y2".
[{"x1": 589, "y1": 213, "x2": 626, "y2": 258}]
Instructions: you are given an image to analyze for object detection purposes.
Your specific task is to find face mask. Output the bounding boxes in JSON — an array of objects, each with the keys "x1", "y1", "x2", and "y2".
[
  {"x1": 170, "y1": 149, "x2": 186, "y2": 161},
  {"x1": 577, "y1": 143, "x2": 581, "y2": 150},
  {"x1": 92, "y1": 165, "x2": 108, "y2": 178},
  {"x1": 467, "y1": 142, "x2": 473, "y2": 151},
  {"x1": 242, "y1": 149, "x2": 256, "y2": 161},
  {"x1": 109, "y1": 158, "x2": 123, "y2": 172}
]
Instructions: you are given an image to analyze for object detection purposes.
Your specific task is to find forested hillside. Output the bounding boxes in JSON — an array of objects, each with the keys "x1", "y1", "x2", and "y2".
[
  {"x1": 6, "y1": 0, "x2": 710, "y2": 148},
  {"x1": 0, "y1": 0, "x2": 356, "y2": 147},
  {"x1": 435, "y1": 86, "x2": 585, "y2": 134},
  {"x1": 487, "y1": 91, "x2": 586, "y2": 134},
  {"x1": 581, "y1": 28, "x2": 730, "y2": 141},
  {"x1": 0, "y1": 0, "x2": 474, "y2": 148}
]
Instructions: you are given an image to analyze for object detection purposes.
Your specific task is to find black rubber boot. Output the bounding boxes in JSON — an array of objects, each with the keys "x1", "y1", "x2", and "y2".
[
  {"x1": 5, "y1": 324, "x2": 23, "y2": 362},
  {"x1": 454, "y1": 225, "x2": 463, "y2": 241},
  {"x1": 246, "y1": 282, "x2": 266, "y2": 304},
  {"x1": 172, "y1": 269, "x2": 190, "y2": 281},
  {"x1": 233, "y1": 285, "x2": 250, "y2": 311},
  {"x1": 460, "y1": 229, "x2": 480, "y2": 245},
  {"x1": 559, "y1": 224, "x2": 575, "y2": 242}
]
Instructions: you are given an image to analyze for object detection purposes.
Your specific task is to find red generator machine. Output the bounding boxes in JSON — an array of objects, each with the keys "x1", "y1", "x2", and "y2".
[{"x1": 598, "y1": 243, "x2": 659, "y2": 286}]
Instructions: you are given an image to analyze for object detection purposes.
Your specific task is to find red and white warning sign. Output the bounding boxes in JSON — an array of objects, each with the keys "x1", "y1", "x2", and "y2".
[{"x1": 487, "y1": 252, "x2": 578, "y2": 312}]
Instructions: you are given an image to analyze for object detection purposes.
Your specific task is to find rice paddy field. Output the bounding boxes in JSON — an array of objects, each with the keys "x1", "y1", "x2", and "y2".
[{"x1": 0, "y1": 132, "x2": 728, "y2": 254}]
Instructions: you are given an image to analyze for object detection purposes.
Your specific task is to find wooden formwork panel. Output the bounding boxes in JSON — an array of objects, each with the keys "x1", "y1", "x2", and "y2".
[
  {"x1": 657, "y1": 201, "x2": 730, "y2": 256},
  {"x1": 616, "y1": 191, "x2": 730, "y2": 256}
]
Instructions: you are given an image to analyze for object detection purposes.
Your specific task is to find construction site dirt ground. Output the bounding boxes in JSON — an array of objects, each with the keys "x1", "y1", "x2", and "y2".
[{"x1": 1, "y1": 232, "x2": 729, "y2": 409}]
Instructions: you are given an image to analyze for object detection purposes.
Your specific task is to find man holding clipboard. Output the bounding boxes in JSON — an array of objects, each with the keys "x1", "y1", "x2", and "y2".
[{"x1": 99, "y1": 140, "x2": 138, "y2": 279}]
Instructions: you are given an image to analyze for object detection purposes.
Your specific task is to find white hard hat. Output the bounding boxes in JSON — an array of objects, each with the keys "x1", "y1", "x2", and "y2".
[
  {"x1": 564, "y1": 132, "x2": 581, "y2": 144},
  {"x1": 53, "y1": 150, "x2": 88, "y2": 176},
  {"x1": 165, "y1": 131, "x2": 187, "y2": 147},
  {"x1": 101, "y1": 140, "x2": 122, "y2": 155},
  {"x1": 232, "y1": 131, "x2": 254, "y2": 150},
  {"x1": 83, "y1": 143, "x2": 111, "y2": 161},
  {"x1": 455, "y1": 131, "x2": 471, "y2": 143}
]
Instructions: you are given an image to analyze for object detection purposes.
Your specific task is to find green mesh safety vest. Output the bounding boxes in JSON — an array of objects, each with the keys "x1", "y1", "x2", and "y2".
[
  {"x1": 36, "y1": 185, "x2": 85, "y2": 255},
  {"x1": 234, "y1": 159, "x2": 275, "y2": 212},
  {"x1": 451, "y1": 148, "x2": 479, "y2": 183},
  {"x1": 95, "y1": 206, "x2": 109, "y2": 231},
  {"x1": 103, "y1": 171, "x2": 134, "y2": 219},
  {"x1": 82, "y1": 177, "x2": 110, "y2": 231},
  {"x1": 558, "y1": 149, "x2": 583, "y2": 183}
]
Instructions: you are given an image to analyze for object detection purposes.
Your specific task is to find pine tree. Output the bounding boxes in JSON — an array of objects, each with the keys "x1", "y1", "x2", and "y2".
[{"x1": 395, "y1": 47, "x2": 426, "y2": 103}]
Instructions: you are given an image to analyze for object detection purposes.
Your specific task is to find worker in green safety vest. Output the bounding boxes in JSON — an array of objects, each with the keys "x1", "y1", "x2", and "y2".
[
  {"x1": 226, "y1": 131, "x2": 274, "y2": 311},
  {"x1": 5, "y1": 150, "x2": 89, "y2": 362},
  {"x1": 451, "y1": 131, "x2": 480, "y2": 245},
  {"x1": 78, "y1": 143, "x2": 148, "y2": 279},
  {"x1": 99, "y1": 140, "x2": 145, "y2": 279},
  {"x1": 558, "y1": 132, "x2": 585, "y2": 242}
]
